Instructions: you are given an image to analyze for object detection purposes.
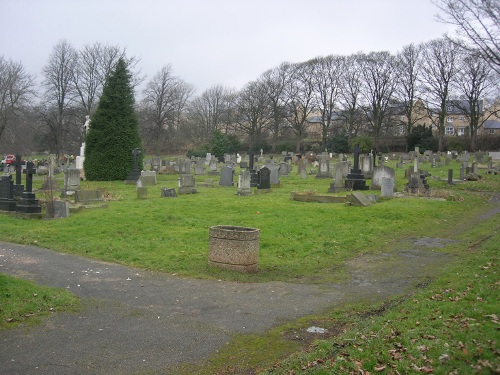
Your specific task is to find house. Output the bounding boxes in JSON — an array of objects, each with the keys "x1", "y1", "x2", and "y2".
[{"x1": 481, "y1": 119, "x2": 500, "y2": 135}]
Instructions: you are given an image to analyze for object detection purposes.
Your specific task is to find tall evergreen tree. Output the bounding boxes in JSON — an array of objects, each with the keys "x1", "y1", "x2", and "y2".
[{"x1": 84, "y1": 58, "x2": 142, "y2": 180}]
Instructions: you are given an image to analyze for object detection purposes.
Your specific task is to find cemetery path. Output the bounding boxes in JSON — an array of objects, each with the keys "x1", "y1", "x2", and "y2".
[{"x1": 0, "y1": 193, "x2": 498, "y2": 375}]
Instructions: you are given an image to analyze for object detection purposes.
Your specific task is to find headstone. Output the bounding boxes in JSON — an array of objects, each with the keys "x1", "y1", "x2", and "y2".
[
  {"x1": 161, "y1": 187, "x2": 177, "y2": 197},
  {"x1": 49, "y1": 200, "x2": 70, "y2": 218},
  {"x1": 381, "y1": 177, "x2": 395, "y2": 197},
  {"x1": 328, "y1": 163, "x2": 345, "y2": 193},
  {"x1": 194, "y1": 164, "x2": 206, "y2": 175},
  {"x1": 257, "y1": 167, "x2": 271, "y2": 190},
  {"x1": 360, "y1": 154, "x2": 373, "y2": 178},
  {"x1": 140, "y1": 171, "x2": 157, "y2": 186},
  {"x1": 448, "y1": 169, "x2": 453, "y2": 184},
  {"x1": 75, "y1": 190, "x2": 103, "y2": 204},
  {"x1": 208, "y1": 157, "x2": 219, "y2": 175},
  {"x1": 279, "y1": 162, "x2": 289, "y2": 176},
  {"x1": 179, "y1": 159, "x2": 191, "y2": 174},
  {"x1": 0, "y1": 175, "x2": 16, "y2": 211},
  {"x1": 345, "y1": 144, "x2": 369, "y2": 190},
  {"x1": 16, "y1": 161, "x2": 42, "y2": 214},
  {"x1": 178, "y1": 174, "x2": 197, "y2": 194},
  {"x1": 267, "y1": 163, "x2": 281, "y2": 185},
  {"x1": 237, "y1": 170, "x2": 252, "y2": 196},
  {"x1": 316, "y1": 154, "x2": 331, "y2": 178},
  {"x1": 371, "y1": 166, "x2": 395, "y2": 190},
  {"x1": 12, "y1": 154, "x2": 24, "y2": 199},
  {"x1": 64, "y1": 168, "x2": 81, "y2": 195},
  {"x1": 349, "y1": 192, "x2": 372, "y2": 207},
  {"x1": 219, "y1": 165, "x2": 235, "y2": 186},
  {"x1": 125, "y1": 148, "x2": 142, "y2": 183},
  {"x1": 137, "y1": 186, "x2": 148, "y2": 199},
  {"x1": 151, "y1": 157, "x2": 161, "y2": 172}
]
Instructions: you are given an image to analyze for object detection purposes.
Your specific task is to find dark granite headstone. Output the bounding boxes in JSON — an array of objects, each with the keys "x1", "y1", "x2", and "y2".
[
  {"x1": 16, "y1": 162, "x2": 41, "y2": 214},
  {"x1": 0, "y1": 175, "x2": 16, "y2": 211},
  {"x1": 125, "y1": 148, "x2": 141, "y2": 182},
  {"x1": 257, "y1": 167, "x2": 271, "y2": 190}
]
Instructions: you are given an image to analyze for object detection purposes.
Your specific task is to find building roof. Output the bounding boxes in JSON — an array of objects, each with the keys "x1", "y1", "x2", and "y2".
[{"x1": 483, "y1": 119, "x2": 500, "y2": 129}]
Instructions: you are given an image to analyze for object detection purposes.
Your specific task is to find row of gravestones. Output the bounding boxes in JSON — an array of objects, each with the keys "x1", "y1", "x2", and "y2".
[{"x1": 0, "y1": 161, "x2": 42, "y2": 214}]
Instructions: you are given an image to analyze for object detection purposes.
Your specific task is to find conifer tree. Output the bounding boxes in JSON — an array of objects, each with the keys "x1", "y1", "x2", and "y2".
[{"x1": 84, "y1": 58, "x2": 142, "y2": 180}]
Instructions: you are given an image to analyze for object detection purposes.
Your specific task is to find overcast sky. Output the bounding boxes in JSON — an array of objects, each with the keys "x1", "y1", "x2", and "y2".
[{"x1": 0, "y1": 0, "x2": 456, "y2": 95}]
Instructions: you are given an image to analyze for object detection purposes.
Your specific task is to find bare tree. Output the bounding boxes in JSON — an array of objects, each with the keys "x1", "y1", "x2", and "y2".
[
  {"x1": 260, "y1": 63, "x2": 291, "y2": 153},
  {"x1": 421, "y1": 38, "x2": 461, "y2": 151},
  {"x1": 73, "y1": 42, "x2": 142, "y2": 117},
  {"x1": 0, "y1": 56, "x2": 36, "y2": 141},
  {"x1": 234, "y1": 80, "x2": 270, "y2": 151},
  {"x1": 312, "y1": 55, "x2": 343, "y2": 150},
  {"x1": 359, "y1": 51, "x2": 399, "y2": 149},
  {"x1": 395, "y1": 43, "x2": 427, "y2": 145},
  {"x1": 454, "y1": 49, "x2": 498, "y2": 150},
  {"x1": 41, "y1": 40, "x2": 78, "y2": 156},
  {"x1": 337, "y1": 53, "x2": 365, "y2": 142},
  {"x1": 141, "y1": 65, "x2": 194, "y2": 154},
  {"x1": 186, "y1": 84, "x2": 234, "y2": 144},
  {"x1": 434, "y1": 0, "x2": 500, "y2": 74},
  {"x1": 284, "y1": 61, "x2": 317, "y2": 152}
]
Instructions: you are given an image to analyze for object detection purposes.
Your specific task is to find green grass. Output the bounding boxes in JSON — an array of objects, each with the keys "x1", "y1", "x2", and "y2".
[
  {"x1": 0, "y1": 158, "x2": 497, "y2": 284},
  {"x1": 0, "y1": 274, "x2": 81, "y2": 329},
  {"x1": 0, "y1": 157, "x2": 498, "y2": 371},
  {"x1": 258, "y1": 227, "x2": 500, "y2": 374}
]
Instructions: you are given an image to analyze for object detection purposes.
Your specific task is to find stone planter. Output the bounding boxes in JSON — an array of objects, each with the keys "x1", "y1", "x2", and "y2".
[{"x1": 208, "y1": 225, "x2": 260, "y2": 273}]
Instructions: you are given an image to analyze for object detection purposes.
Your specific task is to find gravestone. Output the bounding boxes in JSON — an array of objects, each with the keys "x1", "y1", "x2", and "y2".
[
  {"x1": 46, "y1": 200, "x2": 70, "y2": 218},
  {"x1": 448, "y1": 169, "x2": 453, "y2": 184},
  {"x1": 257, "y1": 167, "x2": 271, "y2": 190},
  {"x1": 12, "y1": 154, "x2": 24, "y2": 199},
  {"x1": 63, "y1": 168, "x2": 81, "y2": 195},
  {"x1": 219, "y1": 165, "x2": 235, "y2": 186},
  {"x1": 151, "y1": 157, "x2": 161, "y2": 172},
  {"x1": 179, "y1": 159, "x2": 191, "y2": 174},
  {"x1": 381, "y1": 177, "x2": 395, "y2": 198},
  {"x1": 161, "y1": 187, "x2": 177, "y2": 197},
  {"x1": 16, "y1": 161, "x2": 42, "y2": 214},
  {"x1": 345, "y1": 144, "x2": 369, "y2": 190},
  {"x1": 208, "y1": 157, "x2": 219, "y2": 175},
  {"x1": 279, "y1": 162, "x2": 290, "y2": 176},
  {"x1": 360, "y1": 154, "x2": 373, "y2": 178},
  {"x1": 349, "y1": 192, "x2": 372, "y2": 207},
  {"x1": 75, "y1": 190, "x2": 103, "y2": 204},
  {"x1": 316, "y1": 153, "x2": 331, "y2": 178},
  {"x1": 140, "y1": 171, "x2": 157, "y2": 186},
  {"x1": 328, "y1": 163, "x2": 345, "y2": 193},
  {"x1": 267, "y1": 163, "x2": 281, "y2": 185},
  {"x1": 371, "y1": 166, "x2": 395, "y2": 190},
  {"x1": 194, "y1": 164, "x2": 206, "y2": 175},
  {"x1": 178, "y1": 174, "x2": 197, "y2": 194},
  {"x1": 137, "y1": 186, "x2": 148, "y2": 199},
  {"x1": 125, "y1": 148, "x2": 141, "y2": 183},
  {"x1": 0, "y1": 175, "x2": 16, "y2": 211},
  {"x1": 237, "y1": 170, "x2": 252, "y2": 196}
]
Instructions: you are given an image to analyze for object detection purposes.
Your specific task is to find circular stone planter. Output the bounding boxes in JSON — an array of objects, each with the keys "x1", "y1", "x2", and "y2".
[{"x1": 208, "y1": 225, "x2": 260, "y2": 273}]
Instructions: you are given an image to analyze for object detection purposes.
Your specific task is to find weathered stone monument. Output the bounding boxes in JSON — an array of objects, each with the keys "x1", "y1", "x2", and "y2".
[{"x1": 237, "y1": 169, "x2": 252, "y2": 196}]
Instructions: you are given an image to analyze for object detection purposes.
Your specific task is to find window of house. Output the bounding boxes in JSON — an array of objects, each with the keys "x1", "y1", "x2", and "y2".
[
  {"x1": 447, "y1": 106, "x2": 454, "y2": 112},
  {"x1": 458, "y1": 127, "x2": 465, "y2": 136},
  {"x1": 446, "y1": 126, "x2": 454, "y2": 135},
  {"x1": 489, "y1": 129, "x2": 496, "y2": 134},
  {"x1": 460, "y1": 116, "x2": 465, "y2": 121},
  {"x1": 447, "y1": 116, "x2": 453, "y2": 122}
]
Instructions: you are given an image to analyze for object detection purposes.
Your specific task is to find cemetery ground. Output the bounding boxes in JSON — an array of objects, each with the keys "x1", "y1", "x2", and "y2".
[{"x1": 0, "y1": 158, "x2": 499, "y2": 374}]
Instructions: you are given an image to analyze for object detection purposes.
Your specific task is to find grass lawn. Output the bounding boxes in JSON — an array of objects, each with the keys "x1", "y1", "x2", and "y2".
[{"x1": 0, "y1": 156, "x2": 498, "y2": 373}]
